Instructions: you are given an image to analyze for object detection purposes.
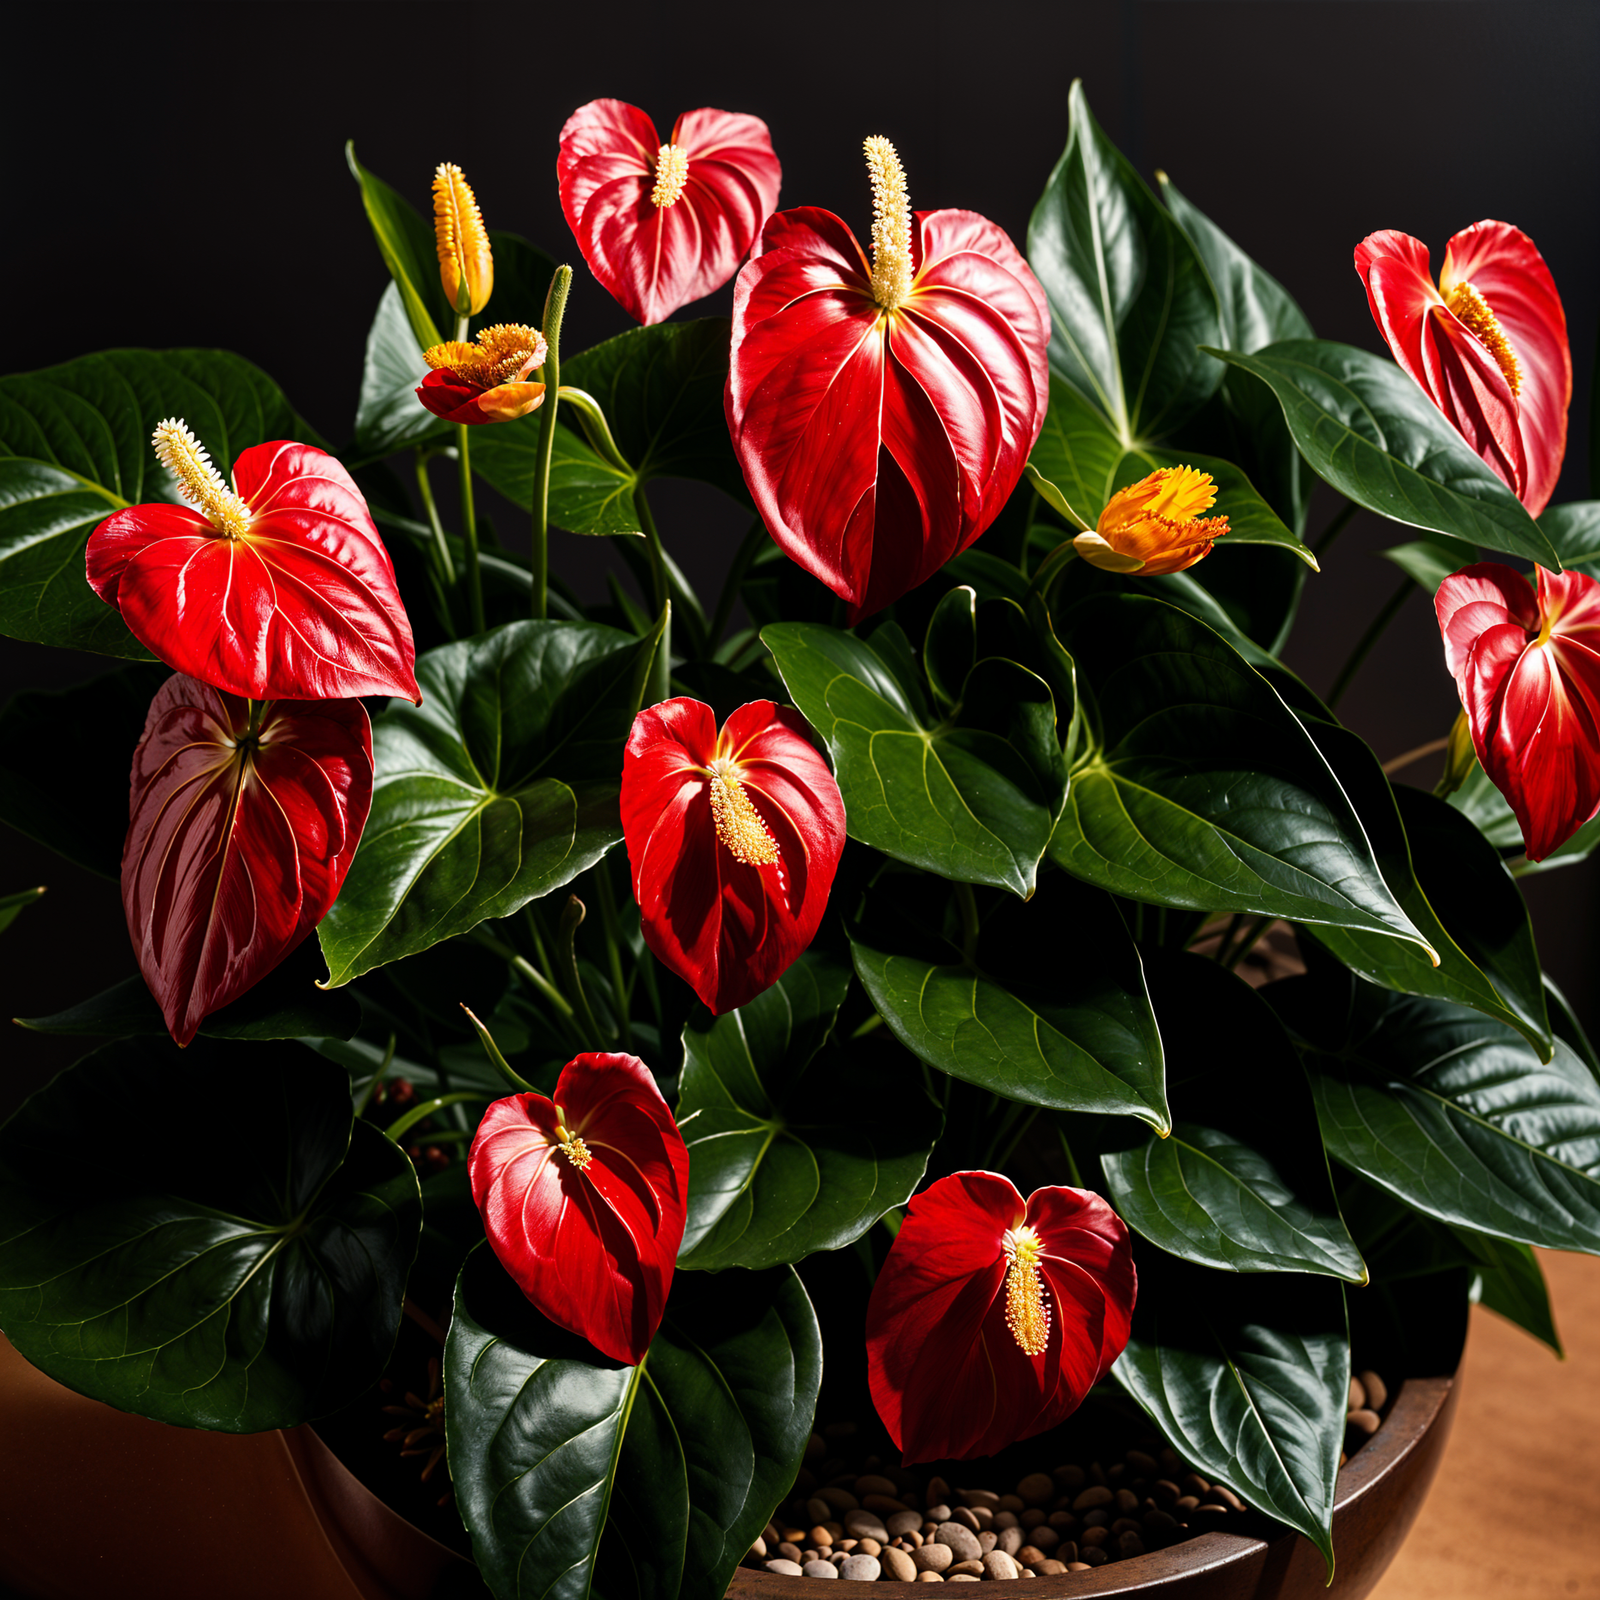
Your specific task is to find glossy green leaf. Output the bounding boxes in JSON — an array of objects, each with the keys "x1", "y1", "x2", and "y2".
[
  {"x1": 1274, "y1": 974, "x2": 1600, "y2": 1255},
  {"x1": 1294, "y1": 714, "x2": 1551, "y2": 1055},
  {"x1": 676, "y1": 951, "x2": 940, "y2": 1269},
  {"x1": 762, "y1": 621, "x2": 1065, "y2": 897},
  {"x1": 351, "y1": 235, "x2": 558, "y2": 464},
  {"x1": 850, "y1": 869, "x2": 1168, "y2": 1129},
  {"x1": 1383, "y1": 537, "x2": 1474, "y2": 594},
  {"x1": 319, "y1": 616, "x2": 662, "y2": 987},
  {"x1": 1046, "y1": 591, "x2": 1431, "y2": 954},
  {"x1": 1211, "y1": 342, "x2": 1559, "y2": 567},
  {"x1": 346, "y1": 142, "x2": 447, "y2": 351},
  {"x1": 923, "y1": 586, "x2": 977, "y2": 711},
  {"x1": 1540, "y1": 500, "x2": 1600, "y2": 569},
  {"x1": 446, "y1": 1243, "x2": 821, "y2": 1600},
  {"x1": 0, "y1": 886, "x2": 43, "y2": 938},
  {"x1": 1470, "y1": 1234, "x2": 1562, "y2": 1356},
  {"x1": 0, "y1": 350, "x2": 309, "y2": 657},
  {"x1": 1026, "y1": 81, "x2": 1224, "y2": 443},
  {"x1": 471, "y1": 319, "x2": 746, "y2": 537},
  {"x1": 0, "y1": 662, "x2": 171, "y2": 876},
  {"x1": 1115, "y1": 1254, "x2": 1347, "y2": 1571},
  {"x1": 1100, "y1": 953, "x2": 1363, "y2": 1279},
  {"x1": 16, "y1": 941, "x2": 359, "y2": 1042},
  {"x1": 0, "y1": 1037, "x2": 420, "y2": 1430},
  {"x1": 1448, "y1": 755, "x2": 1600, "y2": 874}
]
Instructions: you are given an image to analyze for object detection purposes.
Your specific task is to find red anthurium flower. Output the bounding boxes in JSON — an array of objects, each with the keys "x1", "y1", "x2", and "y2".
[
  {"x1": 558, "y1": 99, "x2": 781, "y2": 326},
  {"x1": 727, "y1": 136, "x2": 1050, "y2": 621},
  {"x1": 866, "y1": 1173, "x2": 1135, "y2": 1464},
  {"x1": 124, "y1": 673, "x2": 373, "y2": 1047},
  {"x1": 1355, "y1": 223, "x2": 1570, "y2": 515},
  {"x1": 621, "y1": 698, "x2": 845, "y2": 1015},
  {"x1": 468, "y1": 1054, "x2": 690, "y2": 1365},
  {"x1": 87, "y1": 422, "x2": 420, "y2": 703},
  {"x1": 416, "y1": 323, "x2": 549, "y2": 425},
  {"x1": 1437, "y1": 562, "x2": 1600, "y2": 861}
]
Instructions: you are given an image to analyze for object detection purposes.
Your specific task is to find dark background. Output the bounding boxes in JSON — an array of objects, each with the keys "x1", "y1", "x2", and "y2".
[{"x1": 3, "y1": 0, "x2": 1597, "y2": 1115}]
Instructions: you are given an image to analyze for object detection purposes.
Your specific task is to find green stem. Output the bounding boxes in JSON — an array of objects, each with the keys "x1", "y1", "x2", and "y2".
[
  {"x1": 634, "y1": 484, "x2": 672, "y2": 702},
  {"x1": 469, "y1": 929, "x2": 578, "y2": 1032},
  {"x1": 560, "y1": 895, "x2": 609, "y2": 1050},
  {"x1": 384, "y1": 1092, "x2": 482, "y2": 1145},
  {"x1": 413, "y1": 449, "x2": 455, "y2": 585},
  {"x1": 1056, "y1": 1123, "x2": 1085, "y2": 1188},
  {"x1": 1313, "y1": 499, "x2": 1358, "y2": 559},
  {"x1": 591, "y1": 865, "x2": 634, "y2": 1052},
  {"x1": 1328, "y1": 575, "x2": 1411, "y2": 710},
  {"x1": 1223, "y1": 914, "x2": 1272, "y2": 972},
  {"x1": 558, "y1": 386, "x2": 630, "y2": 471},
  {"x1": 354, "y1": 1033, "x2": 397, "y2": 1117},
  {"x1": 530, "y1": 265, "x2": 573, "y2": 622},
  {"x1": 708, "y1": 519, "x2": 769, "y2": 649},
  {"x1": 461, "y1": 1004, "x2": 539, "y2": 1094},
  {"x1": 991, "y1": 1106, "x2": 1041, "y2": 1170},
  {"x1": 455, "y1": 424, "x2": 485, "y2": 634},
  {"x1": 955, "y1": 882, "x2": 981, "y2": 969}
]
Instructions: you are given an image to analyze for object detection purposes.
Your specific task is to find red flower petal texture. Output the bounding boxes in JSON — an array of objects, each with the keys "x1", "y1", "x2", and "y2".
[
  {"x1": 621, "y1": 698, "x2": 845, "y2": 1015},
  {"x1": 1437, "y1": 562, "x2": 1600, "y2": 861},
  {"x1": 468, "y1": 1054, "x2": 690, "y2": 1365},
  {"x1": 1355, "y1": 222, "x2": 1570, "y2": 515},
  {"x1": 87, "y1": 425, "x2": 420, "y2": 703},
  {"x1": 414, "y1": 368, "x2": 546, "y2": 426},
  {"x1": 558, "y1": 100, "x2": 781, "y2": 326},
  {"x1": 727, "y1": 139, "x2": 1049, "y2": 621},
  {"x1": 866, "y1": 1172, "x2": 1135, "y2": 1464},
  {"x1": 123, "y1": 673, "x2": 374, "y2": 1046}
]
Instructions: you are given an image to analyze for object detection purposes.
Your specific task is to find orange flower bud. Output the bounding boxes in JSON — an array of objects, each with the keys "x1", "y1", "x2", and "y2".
[
  {"x1": 433, "y1": 162, "x2": 494, "y2": 317},
  {"x1": 1074, "y1": 466, "x2": 1228, "y2": 577}
]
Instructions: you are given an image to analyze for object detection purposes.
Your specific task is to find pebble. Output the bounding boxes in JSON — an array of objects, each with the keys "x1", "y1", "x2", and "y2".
[
  {"x1": 925, "y1": 1505, "x2": 952, "y2": 1525},
  {"x1": 945, "y1": 1576, "x2": 978, "y2": 1584},
  {"x1": 951, "y1": 1507, "x2": 981, "y2": 1534},
  {"x1": 992, "y1": 1512, "x2": 1018, "y2": 1532},
  {"x1": 996, "y1": 1495, "x2": 1025, "y2": 1515},
  {"x1": 855, "y1": 1539, "x2": 882, "y2": 1558},
  {"x1": 935, "y1": 1524, "x2": 982, "y2": 1564},
  {"x1": 840, "y1": 1556, "x2": 881, "y2": 1581},
  {"x1": 1030, "y1": 1561, "x2": 1066, "y2": 1577},
  {"x1": 778, "y1": 1542, "x2": 803, "y2": 1564},
  {"x1": 1072, "y1": 1486, "x2": 1112, "y2": 1513},
  {"x1": 915, "y1": 1573, "x2": 943, "y2": 1584},
  {"x1": 846, "y1": 1512, "x2": 891, "y2": 1542},
  {"x1": 994, "y1": 1527, "x2": 1022, "y2": 1558},
  {"x1": 880, "y1": 1548, "x2": 916, "y2": 1582},
  {"x1": 976, "y1": 1533, "x2": 996, "y2": 1557},
  {"x1": 1347, "y1": 1408, "x2": 1381, "y2": 1436},
  {"x1": 864, "y1": 1495, "x2": 910, "y2": 1517},
  {"x1": 857, "y1": 1475, "x2": 900, "y2": 1499},
  {"x1": 958, "y1": 1488, "x2": 998, "y2": 1510},
  {"x1": 804, "y1": 1561, "x2": 839, "y2": 1579},
  {"x1": 750, "y1": 1536, "x2": 768, "y2": 1560},
  {"x1": 911, "y1": 1544, "x2": 952, "y2": 1574},
  {"x1": 1206, "y1": 1486, "x2": 1244, "y2": 1512},
  {"x1": 766, "y1": 1561, "x2": 805, "y2": 1577},
  {"x1": 809, "y1": 1497, "x2": 835, "y2": 1526},
  {"x1": 1358, "y1": 1369, "x2": 1388, "y2": 1411},
  {"x1": 1015, "y1": 1547, "x2": 1046, "y2": 1569},
  {"x1": 982, "y1": 1553, "x2": 1020, "y2": 1581},
  {"x1": 886, "y1": 1512, "x2": 922, "y2": 1539},
  {"x1": 926, "y1": 1477, "x2": 951, "y2": 1507},
  {"x1": 946, "y1": 1564, "x2": 984, "y2": 1580},
  {"x1": 818, "y1": 1487, "x2": 860, "y2": 1515},
  {"x1": 1015, "y1": 1473, "x2": 1053, "y2": 1507}
]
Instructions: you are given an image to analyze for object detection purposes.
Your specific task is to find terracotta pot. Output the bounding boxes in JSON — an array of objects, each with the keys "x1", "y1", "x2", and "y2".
[
  {"x1": 0, "y1": 1325, "x2": 1456, "y2": 1600},
  {"x1": 727, "y1": 1375, "x2": 1460, "y2": 1600}
]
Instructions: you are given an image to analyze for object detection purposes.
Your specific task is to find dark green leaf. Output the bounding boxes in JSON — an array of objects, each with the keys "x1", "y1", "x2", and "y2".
[
  {"x1": 0, "y1": 662, "x2": 171, "y2": 876},
  {"x1": 1100, "y1": 953, "x2": 1364, "y2": 1279},
  {"x1": 1383, "y1": 537, "x2": 1475, "y2": 594},
  {"x1": 1210, "y1": 342, "x2": 1559, "y2": 567},
  {"x1": 762, "y1": 621, "x2": 1065, "y2": 897},
  {"x1": 1541, "y1": 500, "x2": 1600, "y2": 568},
  {"x1": 0, "y1": 1037, "x2": 420, "y2": 1430},
  {"x1": 0, "y1": 351, "x2": 309, "y2": 657},
  {"x1": 676, "y1": 951, "x2": 940, "y2": 1269},
  {"x1": 319, "y1": 616, "x2": 662, "y2": 987},
  {"x1": 1274, "y1": 973, "x2": 1600, "y2": 1255},
  {"x1": 1115, "y1": 1253, "x2": 1347, "y2": 1571},
  {"x1": 471, "y1": 320, "x2": 746, "y2": 538},
  {"x1": 1469, "y1": 1234, "x2": 1562, "y2": 1355},
  {"x1": 446, "y1": 1243, "x2": 821, "y2": 1600},
  {"x1": 850, "y1": 869, "x2": 1168, "y2": 1128},
  {"x1": 16, "y1": 940, "x2": 360, "y2": 1041},
  {"x1": 0, "y1": 886, "x2": 44, "y2": 937},
  {"x1": 346, "y1": 142, "x2": 447, "y2": 351},
  {"x1": 923, "y1": 586, "x2": 977, "y2": 711},
  {"x1": 1026, "y1": 82, "x2": 1224, "y2": 443},
  {"x1": 1047, "y1": 591, "x2": 1431, "y2": 953},
  {"x1": 1295, "y1": 715, "x2": 1551, "y2": 1055}
]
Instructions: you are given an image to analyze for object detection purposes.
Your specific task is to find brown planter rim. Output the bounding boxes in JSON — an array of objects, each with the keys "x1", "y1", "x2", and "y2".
[{"x1": 724, "y1": 1374, "x2": 1457, "y2": 1600}]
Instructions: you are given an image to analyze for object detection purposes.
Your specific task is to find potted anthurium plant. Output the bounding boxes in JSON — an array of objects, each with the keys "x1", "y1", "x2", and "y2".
[{"x1": 3, "y1": 79, "x2": 1598, "y2": 1600}]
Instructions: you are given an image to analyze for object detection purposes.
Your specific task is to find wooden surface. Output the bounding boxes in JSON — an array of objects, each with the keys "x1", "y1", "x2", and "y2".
[{"x1": 1370, "y1": 1249, "x2": 1600, "y2": 1599}]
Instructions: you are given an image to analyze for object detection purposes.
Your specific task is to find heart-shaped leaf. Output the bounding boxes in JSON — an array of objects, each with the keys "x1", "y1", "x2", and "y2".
[
  {"x1": 1098, "y1": 953, "x2": 1364, "y2": 1279},
  {"x1": 1272, "y1": 973, "x2": 1600, "y2": 1255},
  {"x1": 0, "y1": 350, "x2": 308, "y2": 657},
  {"x1": 319, "y1": 616, "x2": 662, "y2": 987},
  {"x1": 1026, "y1": 81, "x2": 1224, "y2": 444},
  {"x1": 0, "y1": 662, "x2": 171, "y2": 877},
  {"x1": 1047, "y1": 590, "x2": 1431, "y2": 954},
  {"x1": 15, "y1": 940, "x2": 359, "y2": 1042},
  {"x1": 762, "y1": 620, "x2": 1066, "y2": 897},
  {"x1": 1210, "y1": 341, "x2": 1559, "y2": 566},
  {"x1": 0, "y1": 1037, "x2": 421, "y2": 1430},
  {"x1": 1115, "y1": 1254, "x2": 1348, "y2": 1573},
  {"x1": 351, "y1": 234, "x2": 558, "y2": 464},
  {"x1": 850, "y1": 868, "x2": 1168, "y2": 1129},
  {"x1": 470, "y1": 319, "x2": 747, "y2": 537},
  {"x1": 1283, "y1": 704, "x2": 1550, "y2": 1054},
  {"x1": 675, "y1": 950, "x2": 941, "y2": 1269},
  {"x1": 125, "y1": 675, "x2": 374, "y2": 1046},
  {"x1": 346, "y1": 142, "x2": 448, "y2": 351},
  {"x1": 446, "y1": 1242, "x2": 821, "y2": 1600}
]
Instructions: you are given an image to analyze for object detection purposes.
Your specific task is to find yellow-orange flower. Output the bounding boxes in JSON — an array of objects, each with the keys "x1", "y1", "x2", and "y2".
[
  {"x1": 416, "y1": 324, "x2": 547, "y2": 425},
  {"x1": 1074, "y1": 467, "x2": 1228, "y2": 576},
  {"x1": 434, "y1": 162, "x2": 494, "y2": 317}
]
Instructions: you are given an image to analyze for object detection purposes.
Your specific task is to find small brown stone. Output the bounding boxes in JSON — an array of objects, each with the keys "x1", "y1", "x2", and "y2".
[
  {"x1": 1055, "y1": 1543, "x2": 1079, "y2": 1566},
  {"x1": 1079, "y1": 1528, "x2": 1110, "y2": 1550},
  {"x1": 1110, "y1": 1518, "x2": 1142, "y2": 1537},
  {"x1": 1018, "y1": 1508, "x2": 1046, "y2": 1530},
  {"x1": 1125, "y1": 1450, "x2": 1157, "y2": 1477},
  {"x1": 945, "y1": 1575, "x2": 979, "y2": 1583},
  {"x1": 992, "y1": 1511, "x2": 1019, "y2": 1532},
  {"x1": 781, "y1": 1526, "x2": 806, "y2": 1544},
  {"x1": 946, "y1": 1563, "x2": 984, "y2": 1580},
  {"x1": 1175, "y1": 1496, "x2": 1200, "y2": 1513},
  {"x1": 808, "y1": 1496, "x2": 834, "y2": 1526},
  {"x1": 915, "y1": 1572, "x2": 944, "y2": 1584},
  {"x1": 1180, "y1": 1473, "x2": 1210, "y2": 1497},
  {"x1": 972, "y1": 1508, "x2": 994, "y2": 1532},
  {"x1": 778, "y1": 1542, "x2": 803, "y2": 1564},
  {"x1": 1347, "y1": 1408, "x2": 1381, "y2": 1436},
  {"x1": 1081, "y1": 1548, "x2": 1108, "y2": 1568},
  {"x1": 809, "y1": 1524, "x2": 836, "y2": 1546},
  {"x1": 1151, "y1": 1479, "x2": 1180, "y2": 1508},
  {"x1": 839, "y1": 1555, "x2": 881, "y2": 1582},
  {"x1": 1348, "y1": 1375, "x2": 1367, "y2": 1411},
  {"x1": 864, "y1": 1494, "x2": 911, "y2": 1516},
  {"x1": 764, "y1": 1523, "x2": 782, "y2": 1546},
  {"x1": 1027, "y1": 1528, "x2": 1058, "y2": 1553},
  {"x1": 1066, "y1": 1563, "x2": 1091, "y2": 1574},
  {"x1": 766, "y1": 1560, "x2": 805, "y2": 1577},
  {"x1": 997, "y1": 1495, "x2": 1025, "y2": 1515},
  {"x1": 1117, "y1": 1532, "x2": 1145, "y2": 1559},
  {"x1": 926, "y1": 1477, "x2": 951, "y2": 1508},
  {"x1": 805, "y1": 1433, "x2": 826, "y2": 1462},
  {"x1": 983, "y1": 1552, "x2": 1021, "y2": 1581},
  {"x1": 1114, "y1": 1488, "x2": 1140, "y2": 1516},
  {"x1": 887, "y1": 1512, "x2": 923, "y2": 1539},
  {"x1": 977, "y1": 1533, "x2": 997, "y2": 1556},
  {"x1": 857, "y1": 1474, "x2": 900, "y2": 1498},
  {"x1": 935, "y1": 1524, "x2": 982, "y2": 1565},
  {"x1": 1015, "y1": 1547, "x2": 1046, "y2": 1568},
  {"x1": 818, "y1": 1487, "x2": 860, "y2": 1515},
  {"x1": 837, "y1": 1539, "x2": 858, "y2": 1553},
  {"x1": 1206, "y1": 1486, "x2": 1245, "y2": 1512},
  {"x1": 1142, "y1": 1511, "x2": 1178, "y2": 1541},
  {"x1": 1014, "y1": 1472, "x2": 1054, "y2": 1507},
  {"x1": 1072, "y1": 1485, "x2": 1113, "y2": 1513},
  {"x1": 1358, "y1": 1370, "x2": 1388, "y2": 1411},
  {"x1": 749, "y1": 1537, "x2": 768, "y2": 1561},
  {"x1": 881, "y1": 1548, "x2": 917, "y2": 1582},
  {"x1": 995, "y1": 1527, "x2": 1022, "y2": 1557},
  {"x1": 1080, "y1": 1511, "x2": 1109, "y2": 1530},
  {"x1": 958, "y1": 1488, "x2": 998, "y2": 1510},
  {"x1": 925, "y1": 1506, "x2": 952, "y2": 1525},
  {"x1": 1194, "y1": 1504, "x2": 1230, "y2": 1520},
  {"x1": 1030, "y1": 1560, "x2": 1067, "y2": 1578},
  {"x1": 951, "y1": 1507, "x2": 981, "y2": 1534},
  {"x1": 1046, "y1": 1511, "x2": 1076, "y2": 1531},
  {"x1": 912, "y1": 1544, "x2": 952, "y2": 1573}
]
